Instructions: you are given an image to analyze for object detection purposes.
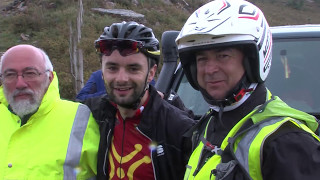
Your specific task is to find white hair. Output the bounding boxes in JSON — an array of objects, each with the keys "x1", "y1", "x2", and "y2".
[
  {"x1": 38, "y1": 48, "x2": 54, "y2": 72},
  {"x1": 0, "y1": 53, "x2": 4, "y2": 74}
]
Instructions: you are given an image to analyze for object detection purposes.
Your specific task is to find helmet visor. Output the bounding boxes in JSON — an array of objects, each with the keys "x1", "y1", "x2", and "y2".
[{"x1": 97, "y1": 39, "x2": 143, "y2": 56}]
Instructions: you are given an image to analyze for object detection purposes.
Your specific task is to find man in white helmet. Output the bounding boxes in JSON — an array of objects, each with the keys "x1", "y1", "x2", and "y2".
[{"x1": 176, "y1": 0, "x2": 320, "y2": 179}]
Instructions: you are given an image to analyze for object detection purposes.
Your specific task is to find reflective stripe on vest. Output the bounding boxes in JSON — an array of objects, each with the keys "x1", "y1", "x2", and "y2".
[
  {"x1": 184, "y1": 116, "x2": 219, "y2": 180},
  {"x1": 63, "y1": 104, "x2": 91, "y2": 179},
  {"x1": 184, "y1": 106, "x2": 259, "y2": 180},
  {"x1": 236, "y1": 117, "x2": 320, "y2": 180},
  {"x1": 184, "y1": 116, "x2": 320, "y2": 180}
]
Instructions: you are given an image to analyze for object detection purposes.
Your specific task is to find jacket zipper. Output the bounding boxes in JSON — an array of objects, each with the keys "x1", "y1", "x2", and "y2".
[
  {"x1": 103, "y1": 129, "x2": 112, "y2": 176},
  {"x1": 136, "y1": 127, "x2": 157, "y2": 180},
  {"x1": 119, "y1": 120, "x2": 126, "y2": 178}
]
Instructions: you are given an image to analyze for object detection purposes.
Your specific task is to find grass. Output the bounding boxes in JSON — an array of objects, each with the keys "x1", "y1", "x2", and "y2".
[{"x1": 1, "y1": 0, "x2": 320, "y2": 100}]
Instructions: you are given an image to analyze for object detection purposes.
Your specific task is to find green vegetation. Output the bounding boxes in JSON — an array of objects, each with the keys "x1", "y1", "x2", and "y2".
[
  {"x1": 1, "y1": 0, "x2": 320, "y2": 100},
  {"x1": 287, "y1": 0, "x2": 304, "y2": 10}
]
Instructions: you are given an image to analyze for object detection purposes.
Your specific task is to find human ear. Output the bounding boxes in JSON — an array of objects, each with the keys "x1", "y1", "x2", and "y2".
[{"x1": 148, "y1": 64, "x2": 157, "y2": 83}]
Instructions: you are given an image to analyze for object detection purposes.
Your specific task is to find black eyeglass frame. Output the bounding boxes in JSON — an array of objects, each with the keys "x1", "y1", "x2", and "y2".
[{"x1": 0, "y1": 69, "x2": 50, "y2": 83}]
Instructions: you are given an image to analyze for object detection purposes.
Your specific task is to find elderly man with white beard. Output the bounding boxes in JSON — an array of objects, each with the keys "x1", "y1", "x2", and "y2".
[{"x1": 0, "y1": 44, "x2": 100, "y2": 179}]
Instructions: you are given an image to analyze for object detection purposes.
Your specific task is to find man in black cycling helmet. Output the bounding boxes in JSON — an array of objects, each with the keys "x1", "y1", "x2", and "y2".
[
  {"x1": 95, "y1": 21, "x2": 160, "y2": 109},
  {"x1": 85, "y1": 21, "x2": 195, "y2": 180}
]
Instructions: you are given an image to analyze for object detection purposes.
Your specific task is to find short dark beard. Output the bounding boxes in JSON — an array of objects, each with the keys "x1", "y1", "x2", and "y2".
[{"x1": 106, "y1": 80, "x2": 146, "y2": 109}]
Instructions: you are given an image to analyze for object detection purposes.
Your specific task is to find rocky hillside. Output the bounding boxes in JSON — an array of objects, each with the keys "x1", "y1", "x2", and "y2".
[{"x1": 1, "y1": 0, "x2": 319, "y2": 99}]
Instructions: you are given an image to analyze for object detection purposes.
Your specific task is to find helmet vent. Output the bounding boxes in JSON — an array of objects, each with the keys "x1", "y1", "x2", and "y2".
[
  {"x1": 111, "y1": 26, "x2": 118, "y2": 38},
  {"x1": 125, "y1": 26, "x2": 136, "y2": 38},
  {"x1": 143, "y1": 32, "x2": 152, "y2": 38},
  {"x1": 211, "y1": 36, "x2": 224, "y2": 39},
  {"x1": 139, "y1": 27, "x2": 146, "y2": 32}
]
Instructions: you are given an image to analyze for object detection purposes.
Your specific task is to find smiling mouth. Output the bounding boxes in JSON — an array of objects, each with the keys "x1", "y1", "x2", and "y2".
[
  {"x1": 113, "y1": 87, "x2": 133, "y2": 96},
  {"x1": 207, "y1": 80, "x2": 223, "y2": 84},
  {"x1": 14, "y1": 93, "x2": 32, "y2": 99},
  {"x1": 115, "y1": 87, "x2": 132, "y2": 91}
]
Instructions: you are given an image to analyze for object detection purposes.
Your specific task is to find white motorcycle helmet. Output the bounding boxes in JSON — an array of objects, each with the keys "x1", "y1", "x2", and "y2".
[{"x1": 176, "y1": 0, "x2": 272, "y2": 106}]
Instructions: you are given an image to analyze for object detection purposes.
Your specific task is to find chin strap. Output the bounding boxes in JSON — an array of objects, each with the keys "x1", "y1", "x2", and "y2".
[
  {"x1": 210, "y1": 85, "x2": 254, "y2": 130},
  {"x1": 129, "y1": 83, "x2": 149, "y2": 110},
  {"x1": 204, "y1": 75, "x2": 256, "y2": 130},
  {"x1": 234, "y1": 88, "x2": 254, "y2": 102}
]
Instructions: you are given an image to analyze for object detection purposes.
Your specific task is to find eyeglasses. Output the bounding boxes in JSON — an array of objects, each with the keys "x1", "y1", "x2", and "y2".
[
  {"x1": 96, "y1": 39, "x2": 144, "y2": 57},
  {"x1": 0, "y1": 69, "x2": 50, "y2": 83}
]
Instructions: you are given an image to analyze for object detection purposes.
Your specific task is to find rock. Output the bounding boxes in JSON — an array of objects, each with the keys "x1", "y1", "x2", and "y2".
[
  {"x1": 17, "y1": 1, "x2": 24, "y2": 9},
  {"x1": 17, "y1": 2, "x2": 27, "y2": 12},
  {"x1": 160, "y1": 0, "x2": 172, "y2": 5},
  {"x1": 104, "y1": 2, "x2": 115, "y2": 9},
  {"x1": 91, "y1": 8, "x2": 145, "y2": 20},
  {"x1": 48, "y1": 2, "x2": 57, "y2": 9},
  {"x1": 2, "y1": 0, "x2": 26, "y2": 12},
  {"x1": 132, "y1": 0, "x2": 139, "y2": 6},
  {"x1": 13, "y1": 0, "x2": 20, "y2": 6},
  {"x1": 20, "y1": 33, "x2": 29, "y2": 41}
]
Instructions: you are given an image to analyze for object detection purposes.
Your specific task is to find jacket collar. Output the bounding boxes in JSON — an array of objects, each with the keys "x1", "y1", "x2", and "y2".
[
  {"x1": 31, "y1": 71, "x2": 60, "y2": 119},
  {"x1": 0, "y1": 84, "x2": 8, "y2": 106}
]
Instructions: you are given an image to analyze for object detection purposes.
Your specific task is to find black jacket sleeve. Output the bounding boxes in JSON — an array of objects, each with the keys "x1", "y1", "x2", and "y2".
[{"x1": 262, "y1": 122, "x2": 320, "y2": 180}]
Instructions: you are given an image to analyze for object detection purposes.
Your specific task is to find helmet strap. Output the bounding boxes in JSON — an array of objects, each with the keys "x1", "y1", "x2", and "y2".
[
  {"x1": 124, "y1": 57, "x2": 151, "y2": 110},
  {"x1": 243, "y1": 56, "x2": 255, "y2": 83}
]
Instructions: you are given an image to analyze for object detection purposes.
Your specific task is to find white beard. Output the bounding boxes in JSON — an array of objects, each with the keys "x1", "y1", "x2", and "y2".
[
  {"x1": 3, "y1": 78, "x2": 50, "y2": 118},
  {"x1": 10, "y1": 98, "x2": 40, "y2": 117}
]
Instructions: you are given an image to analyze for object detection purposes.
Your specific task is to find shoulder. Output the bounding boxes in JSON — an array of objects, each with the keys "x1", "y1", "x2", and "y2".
[
  {"x1": 262, "y1": 122, "x2": 320, "y2": 179},
  {"x1": 57, "y1": 98, "x2": 83, "y2": 108},
  {"x1": 92, "y1": 70, "x2": 102, "y2": 77},
  {"x1": 57, "y1": 99, "x2": 94, "y2": 114},
  {"x1": 147, "y1": 92, "x2": 196, "y2": 133},
  {"x1": 152, "y1": 91, "x2": 193, "y2": 119},
  {"x1": 264, "y1": 121, "x2": 320, "y2": 151},
  {"x1": 84, "y1": 95, "x2": 104, "y2": 109},
  {"x1": 149, "y1": 86, "x2": 194, "y2": 119},
  {"x1": 84, "y1": 95, "x2": 116, "y2": 122},
  {"x1": 48, "y1": 99, "x2": 93, "y2": 120}
]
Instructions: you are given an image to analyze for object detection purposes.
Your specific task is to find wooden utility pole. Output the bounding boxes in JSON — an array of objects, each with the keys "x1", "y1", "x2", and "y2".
[{"x1": 69, "y1": 0, "x2": 84, "y2": 95}]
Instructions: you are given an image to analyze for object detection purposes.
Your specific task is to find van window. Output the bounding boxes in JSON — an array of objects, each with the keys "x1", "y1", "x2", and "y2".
[
  {"x1": 176, "y1": 75, "x2": 209, "y2": 116},
  {"x1": 266, "y1": 38, "x2": 320, "y2": 114}
]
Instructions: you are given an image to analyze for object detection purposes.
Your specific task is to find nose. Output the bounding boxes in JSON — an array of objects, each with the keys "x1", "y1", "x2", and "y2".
[
  {"x1": 204, "y1": 58, "x2": 219, "y2": 74},
  {"x1": 15, "y1": 75, "x2": 28, "y2": 89},
  {"x1": 115, "y1": 68, "x2": 129, "y2": 83}
]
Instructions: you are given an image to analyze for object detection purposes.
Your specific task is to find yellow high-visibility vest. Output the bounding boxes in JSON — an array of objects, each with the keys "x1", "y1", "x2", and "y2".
[
  {"x1": 184, "y1": 93, "x2": 319, "y2": 180},
  {"x1": 0, "y1": 72, "x2": 100, "y2": 179}
]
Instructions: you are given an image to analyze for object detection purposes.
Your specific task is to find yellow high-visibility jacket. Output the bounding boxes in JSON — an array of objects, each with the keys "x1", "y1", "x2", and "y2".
[
  {"x1": 184, "y1": 91, "x2": 320, "y2": 180},
  {"x1": 0, "y1": 72, "x2": 100, "y2": 180}
]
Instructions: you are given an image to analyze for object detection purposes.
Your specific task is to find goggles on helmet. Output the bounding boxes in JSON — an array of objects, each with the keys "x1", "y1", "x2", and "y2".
[{"x1": 96, "y1": 39, "x2": 144, "y2": 57}]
